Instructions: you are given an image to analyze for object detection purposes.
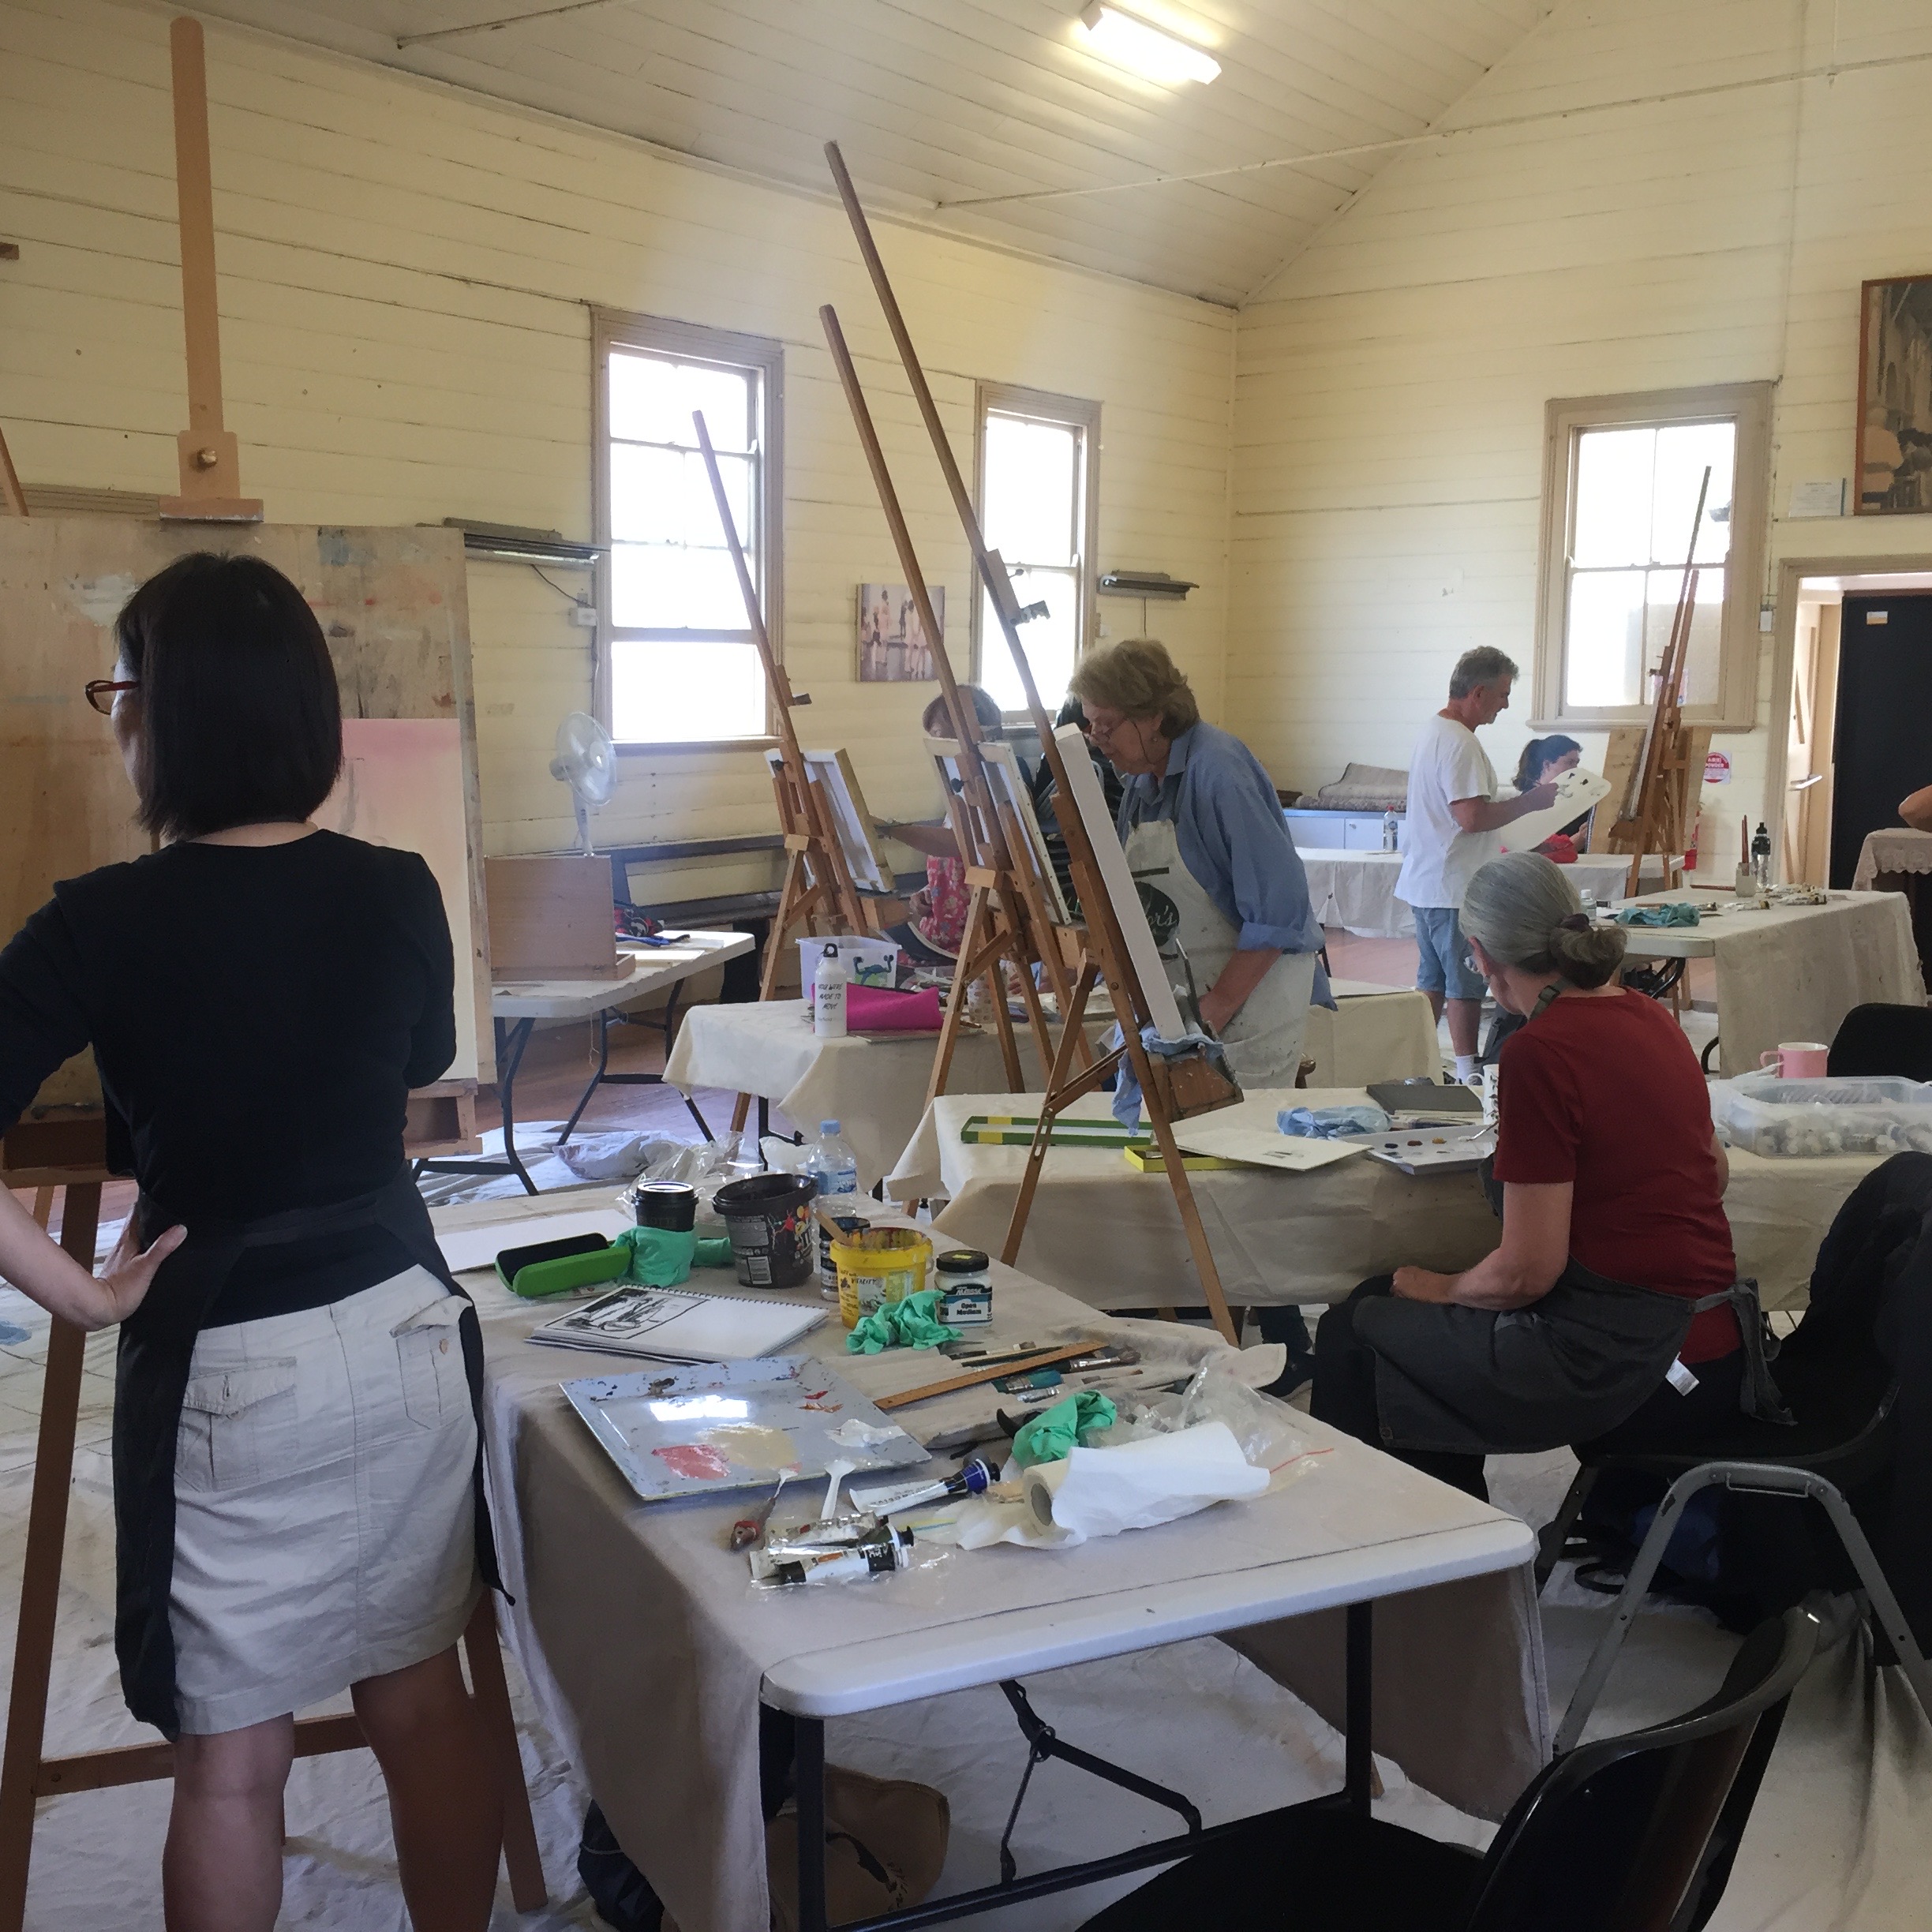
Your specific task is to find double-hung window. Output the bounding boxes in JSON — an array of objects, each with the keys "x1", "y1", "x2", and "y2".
[
  {"x1": 1534, "y1": 384, "x2": 1770, "y2": 730},
  {"x1": 593, "y1": 309, "x2": 783, "y2": 744},
  {"x1": 974, "y1": 384, "x2": 1099, "y2": 716}
]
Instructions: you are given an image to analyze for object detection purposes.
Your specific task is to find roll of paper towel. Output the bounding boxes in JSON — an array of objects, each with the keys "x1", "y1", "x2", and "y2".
[{"x1": 1020, "y1": 1421, "x2": 1268, "y2": 1542}]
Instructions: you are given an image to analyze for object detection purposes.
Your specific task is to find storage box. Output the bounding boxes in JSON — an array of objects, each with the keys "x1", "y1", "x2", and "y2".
[{"x1": 1710, "y1": 1073, "x2": 1932, "y2": 1157}]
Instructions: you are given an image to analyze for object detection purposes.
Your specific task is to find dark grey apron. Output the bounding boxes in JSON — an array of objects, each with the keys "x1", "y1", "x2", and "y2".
[
  {"x1": 117, "y1": 1170, "x2": 500, "y2": 1738},
  {"x1": 1353, "y1": 1260, "x2": 1788, "y2": 1457}
]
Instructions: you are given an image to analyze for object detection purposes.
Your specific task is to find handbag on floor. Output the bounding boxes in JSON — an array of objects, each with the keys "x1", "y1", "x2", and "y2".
[{"x1": 764, "y1": 1765, "x2": 951, "y2": 1932}]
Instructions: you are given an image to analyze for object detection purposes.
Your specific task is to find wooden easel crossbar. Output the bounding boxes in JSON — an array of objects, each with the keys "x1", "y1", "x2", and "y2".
[{"x1": 822, "y1": 142, "x2": 1243, "y2": 1346}]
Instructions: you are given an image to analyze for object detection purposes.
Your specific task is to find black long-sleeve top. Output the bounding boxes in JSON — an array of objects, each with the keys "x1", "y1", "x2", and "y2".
[{"x1": 0, "y1": 831, "x2": 456, "y2": 1318}]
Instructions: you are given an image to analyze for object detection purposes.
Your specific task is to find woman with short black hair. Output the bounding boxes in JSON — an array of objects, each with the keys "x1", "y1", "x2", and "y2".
[{"x1": 0, "y1": 552, "x2": 502, "y2": 1932}]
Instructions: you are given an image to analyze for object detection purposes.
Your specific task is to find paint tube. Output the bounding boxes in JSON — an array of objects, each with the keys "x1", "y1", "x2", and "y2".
[
  {"x1": 750, "y1": 1521, "x2": 915, "y2": 1587},
  {"x1": 848, "y1": 1457, "x2": 995, "y2": 1516}
]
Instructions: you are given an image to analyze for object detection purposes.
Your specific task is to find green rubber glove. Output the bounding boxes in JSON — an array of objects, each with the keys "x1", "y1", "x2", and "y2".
[
  {"x1": 614, "y1": 1225, "x2": 697, "y2": 1287},
  {"x1": 844, "y1": 1287, "x2": 962, "y2": 1354},
  {"x1": 1010, "y1": 1391, "x2": 1118, "y2": 1468}
]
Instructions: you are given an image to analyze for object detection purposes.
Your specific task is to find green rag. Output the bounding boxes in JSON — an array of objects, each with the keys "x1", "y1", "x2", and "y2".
[
  {"x1": 1010, "y1": 1391, "x2": 1118, "y2": 1467},
  {"x1": 1613, "y1": 902, "x2": 1700, "y2": 928},
  {"x1": 615, "y1": 1225, "x2": 697, "y2": 1287},
  {"x1": 694, "y1": 1237, "x2": 734, "y2": 1268},
  {"x1": 844, "y1": 1287, "x2": 961, "y2": 1354}
]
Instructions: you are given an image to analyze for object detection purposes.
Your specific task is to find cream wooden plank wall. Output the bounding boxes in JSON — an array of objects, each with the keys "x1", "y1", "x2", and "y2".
[
  {"x1": 1230, "y1": 0, "x2": 1932, "y2": 865},
  {"x1": 0, "y1": 0, "x2": 1234, "y2": 882}
]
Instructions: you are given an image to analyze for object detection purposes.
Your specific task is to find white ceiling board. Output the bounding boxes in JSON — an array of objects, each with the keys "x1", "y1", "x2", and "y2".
[{"x1": 189, "y1": 0, "x2": 1551, "y2": 305}]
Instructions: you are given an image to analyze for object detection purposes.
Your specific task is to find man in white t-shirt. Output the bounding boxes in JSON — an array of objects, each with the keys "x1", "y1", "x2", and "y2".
[{"x1": 1395, "y1": 646, "x2": 1557, "y2": 1082}]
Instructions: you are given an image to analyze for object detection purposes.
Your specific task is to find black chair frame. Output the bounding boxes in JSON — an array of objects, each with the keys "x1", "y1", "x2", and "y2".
[{"x1": 1552, "y1": 1460, "x2": 1932, "y2": 1754}]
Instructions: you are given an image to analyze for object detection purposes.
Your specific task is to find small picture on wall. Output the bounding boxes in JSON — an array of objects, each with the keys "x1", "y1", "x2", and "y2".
[
  {"x1": 857, "y1": 583, "x2": 942, "y2": 681},
  {"x1": 1857, "y1": 275, "x2": 1932, "y2": 514}
]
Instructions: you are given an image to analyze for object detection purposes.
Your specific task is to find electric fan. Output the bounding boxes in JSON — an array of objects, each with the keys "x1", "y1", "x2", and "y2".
[{"x1": 549, "y1": 710, "x2": 617, "y2": 855}]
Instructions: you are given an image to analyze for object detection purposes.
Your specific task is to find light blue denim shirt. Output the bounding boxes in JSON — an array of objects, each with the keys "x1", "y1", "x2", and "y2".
[{"x1": 1114, "y1": 721, "x2": 1332, "y2": 1005}]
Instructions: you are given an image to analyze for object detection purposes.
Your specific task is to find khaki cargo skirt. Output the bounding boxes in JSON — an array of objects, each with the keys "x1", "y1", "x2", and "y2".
[{"x1": 169, "y1": 1267, "x2": 481, "y2": 1735}]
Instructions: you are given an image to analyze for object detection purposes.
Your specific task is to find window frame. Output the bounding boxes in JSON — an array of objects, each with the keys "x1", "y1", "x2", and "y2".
[
  {"x1": 972, "y1": 380, "x2": 1101, "y2": 716},
  {"x1": 590, "y1": 306, "x2": 784, "y2": 752},
  {"x1": 1533, "y1": 381, "x2": 1772, "y2": 732}
]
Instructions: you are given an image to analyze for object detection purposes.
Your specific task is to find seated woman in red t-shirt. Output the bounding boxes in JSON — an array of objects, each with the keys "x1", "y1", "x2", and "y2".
[{"x1": 1312, "y1": 850, "x2": 1773, "y2": 1501}]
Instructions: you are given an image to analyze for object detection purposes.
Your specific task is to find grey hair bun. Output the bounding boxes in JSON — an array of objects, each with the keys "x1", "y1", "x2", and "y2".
[{"x1": 1461, "y1": 850, "x2": 1627, "y2": 988}]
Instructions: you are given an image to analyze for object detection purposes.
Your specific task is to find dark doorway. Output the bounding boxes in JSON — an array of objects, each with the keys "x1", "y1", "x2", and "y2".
[{"x1": 1829, "y1": 592, "x2": 1932, "y2": 887}]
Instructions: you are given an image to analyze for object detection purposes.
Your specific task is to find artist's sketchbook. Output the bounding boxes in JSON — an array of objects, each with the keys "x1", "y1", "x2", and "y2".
[
  {"x1": 436, "y1": 1208, "x2": 631, "y2": 1275},
  {"x1": 1500, "y1": 766, "x2": 1613, "y2": 853},
  {"x1": 1170, "y1": 1123, "x2": 1365, "y2": 1174},
  {"x1": 529, "y1": 1285, "x2": 825, "y2": 1364}
]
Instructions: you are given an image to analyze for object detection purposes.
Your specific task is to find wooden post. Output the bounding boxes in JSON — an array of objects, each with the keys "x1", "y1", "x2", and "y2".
[
  {"x1": 0, "y1": 422, "x2": 24, "y2": 518},
  {"x1": 158, "y1": 17, "x2": 260, "y2": 523}
]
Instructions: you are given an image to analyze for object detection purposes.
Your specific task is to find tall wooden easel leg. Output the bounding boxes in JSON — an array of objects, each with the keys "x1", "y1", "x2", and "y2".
[
  {"x1": 462, "y1": 1595, "x2": 547, "y2": 1911},
  {"x1": 0, "y1": 1181, "x2": 99, "y2": 1932},
  {"x1": 1002, "y1": 961, "x2": 1100, "y2": 1267}
]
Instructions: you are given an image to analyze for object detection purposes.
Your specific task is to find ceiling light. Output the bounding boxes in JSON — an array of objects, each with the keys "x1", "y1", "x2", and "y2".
[{"x1": 1076, "y1": 4, "x2": 1219, "y2": 85}]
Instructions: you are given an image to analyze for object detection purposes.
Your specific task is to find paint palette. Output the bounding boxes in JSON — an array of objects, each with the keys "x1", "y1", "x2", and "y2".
[
  {"x1": 1343, "y1": 1123, "x2": 1496, "y2": 1176},
  {"x1": 560, "y1": 1356, "x2": 929, "y2": 1503}
]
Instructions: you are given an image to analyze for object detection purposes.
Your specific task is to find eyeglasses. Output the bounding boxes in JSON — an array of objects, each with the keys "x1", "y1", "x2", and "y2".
[{"x1": 84, "y1": 679, "x2": 138, "y2": 716}]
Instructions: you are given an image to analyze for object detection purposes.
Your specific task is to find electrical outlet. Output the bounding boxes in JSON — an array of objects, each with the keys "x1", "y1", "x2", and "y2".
[{"x1": 570, "y1": 604, "x2": 598, "y2": 628}]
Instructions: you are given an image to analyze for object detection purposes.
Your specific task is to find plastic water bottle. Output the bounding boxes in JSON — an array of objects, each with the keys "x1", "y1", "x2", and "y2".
[
  {"x1": 812, "y1": 943, "x2": 848, "y2": 1039},
  {"x1": 1382, "y1": 810, "x2": 1398, "y2": 852},
  {"x1": 804, "y1": 1121, "x2": 860, "y2": 1297}
]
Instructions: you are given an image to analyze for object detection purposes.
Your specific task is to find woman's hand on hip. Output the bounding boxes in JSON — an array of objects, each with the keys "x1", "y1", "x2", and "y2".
[{"x1": 95, "y1": 1218, "x2": 187, "y2": 1326}]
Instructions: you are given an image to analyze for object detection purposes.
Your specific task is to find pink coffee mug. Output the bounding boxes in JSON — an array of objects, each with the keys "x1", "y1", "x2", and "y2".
[{"x1": 1760, "y1": 1042, "x2": 1829, "y2": 1078}]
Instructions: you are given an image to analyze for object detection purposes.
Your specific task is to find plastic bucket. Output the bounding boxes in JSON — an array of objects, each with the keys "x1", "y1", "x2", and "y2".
[
  {"x1": 712, "y1": 1173, "x2": 818, "y2": 1289},
  {"x1": 831, "y1": 1227, "x2": 933, "y2": 1329}
]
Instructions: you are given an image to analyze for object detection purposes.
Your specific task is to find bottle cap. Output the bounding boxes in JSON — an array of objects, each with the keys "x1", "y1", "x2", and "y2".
[
  {"x1": 821, "y1": 1120, "x2": 841, "y2": 1134},
  {"x1": 934, "y1": 1248, "x2": 990, "y2": 1273}
]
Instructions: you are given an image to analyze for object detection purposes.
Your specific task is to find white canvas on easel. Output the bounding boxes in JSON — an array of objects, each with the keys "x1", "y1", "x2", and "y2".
[
  {"x1": 924, "y1": 736, "x2": 1075, "y2": 925},
  {"x1": 1053, "y1": 723, "x2": 1188, "y2": 1039},
  {"x1": 785, "y1": 747, "x2": 893, "y2": 893}
]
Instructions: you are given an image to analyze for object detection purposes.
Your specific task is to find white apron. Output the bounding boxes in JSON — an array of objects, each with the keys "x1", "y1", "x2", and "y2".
[{"x1": 1124, "y1": 818, "x2": 1316, "y2": 1088}]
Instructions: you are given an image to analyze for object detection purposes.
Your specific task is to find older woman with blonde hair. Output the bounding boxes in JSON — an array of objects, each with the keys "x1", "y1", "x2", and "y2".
[
  {"x1": 1312, "y1": 850, "x2": 1781, "y2": 1500},
  {"x1": 1068, "y1": 638, "x2": 1326, "y2": 1084}
]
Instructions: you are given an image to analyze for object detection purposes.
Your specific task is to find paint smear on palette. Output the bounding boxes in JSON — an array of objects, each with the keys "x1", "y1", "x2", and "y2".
[
  {"x1": 702, "y1": 1425, "x2": 799, "y2": 1472},
  {"x1": 652, "y1": 1443, "x2": 731, "y2": 1481}
]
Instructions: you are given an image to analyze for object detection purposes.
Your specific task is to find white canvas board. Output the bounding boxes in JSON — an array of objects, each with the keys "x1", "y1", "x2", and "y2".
[
  {"x1": 318, "y1": 718, "x2": 481, "y2": 1082},
  {"x1": 437, "y1": 1207, "x2": 631, "y2": 1275},
  {"x1": 924, "y1": 736, "x2": 1074, "y2": 925},
  {"x1": 784, "y1": 748, "x2": 893, "y2": 893},
  {"x1": 1053, "y1": 724, "x2": 1187, "y2": 1038},
  {"x1": 1500, "y1": 767, "x2": 1613, "y2": 856},
  {"x1": 1172, "y1": 1123, "x2": 1365, "y2": 1173}
]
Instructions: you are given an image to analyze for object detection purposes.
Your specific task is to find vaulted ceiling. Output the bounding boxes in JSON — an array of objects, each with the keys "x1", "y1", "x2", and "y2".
[{"x1": 194, "y1": 0, "x2": 1549, "y2": 305}]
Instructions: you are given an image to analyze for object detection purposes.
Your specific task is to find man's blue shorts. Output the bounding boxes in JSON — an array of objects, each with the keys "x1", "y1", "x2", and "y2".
[{"x1": 1412, "y1": 905, "x2": 1486, "y2": 1001}]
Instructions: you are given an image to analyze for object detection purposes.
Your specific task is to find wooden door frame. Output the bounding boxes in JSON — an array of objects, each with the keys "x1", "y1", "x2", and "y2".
[{"x1": 1766, "y1": 550, "x2": 1932, "y2": 872}]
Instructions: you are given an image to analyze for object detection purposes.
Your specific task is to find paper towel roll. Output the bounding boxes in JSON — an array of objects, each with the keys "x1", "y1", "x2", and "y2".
[{"x1": 1020, "y1": 1421, "x2": 1268, "y2": 1542}]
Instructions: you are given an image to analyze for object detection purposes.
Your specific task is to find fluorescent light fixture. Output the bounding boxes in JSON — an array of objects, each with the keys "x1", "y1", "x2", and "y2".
[{"x1": 1076, "y1": 3, "x2": 1219, "y2": 85}]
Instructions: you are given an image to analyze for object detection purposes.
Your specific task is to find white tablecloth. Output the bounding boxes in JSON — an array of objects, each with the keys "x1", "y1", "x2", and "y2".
[
  {"x1": 669, "y1": 994, "x2": 1438, "y2": 1186},
  {"x1": 450, "y1": 1193, "x2": 1547, "y2": 1932},
  {"x1": 888, "y1": 1087, "x2": 1877, "y2": 1312},
  {"x1": 1854, "y1": 826, "x2": 1932, "y2": 889},
  {"x1": 1617, "y1": 889, "x2": 1923, "y2": 1077},
  {"x1": 1301, "y1": 849, "x2": 1635, "y2": 938}
]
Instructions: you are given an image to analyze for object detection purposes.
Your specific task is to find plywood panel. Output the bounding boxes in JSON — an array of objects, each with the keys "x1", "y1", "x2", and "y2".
[{"x1": 0, "y1": 517, "x2": 492, "y2": 1106}]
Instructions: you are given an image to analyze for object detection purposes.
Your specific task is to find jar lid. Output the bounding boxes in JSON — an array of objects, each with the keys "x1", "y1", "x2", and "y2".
[{"x1": 934, "y1": 1248, "x2": 990, "y2": 1272}]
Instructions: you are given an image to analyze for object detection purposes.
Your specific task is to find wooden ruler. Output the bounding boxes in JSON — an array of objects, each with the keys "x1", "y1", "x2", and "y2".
[{"x1": 874, "y1": 1339, "x2": 1104, "y2": 1412}]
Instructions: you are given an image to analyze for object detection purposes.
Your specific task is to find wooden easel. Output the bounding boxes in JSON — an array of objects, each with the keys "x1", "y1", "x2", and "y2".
[
  {"x1": 823, "y1": 144, "x2": 1244, "y2": 1345},
  {"x1": 1595, "y1": 466, "x2": 1714, "y2": 897},
  {"x1": 816, "y1": 311, "x2": 1080, "y2": 1108},
  {"x1": 0, "y1": 21, "x2": 542, "y2": 1919}
]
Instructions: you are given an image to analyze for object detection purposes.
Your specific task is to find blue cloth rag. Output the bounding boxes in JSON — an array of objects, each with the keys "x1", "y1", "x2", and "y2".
[
  {"x1": 1110, "y1": 1026, "x2": 1236, "y2": 1127},
  {"x1": 1277, "y1": 1103, "x2": 1391, "y2": 1140}
]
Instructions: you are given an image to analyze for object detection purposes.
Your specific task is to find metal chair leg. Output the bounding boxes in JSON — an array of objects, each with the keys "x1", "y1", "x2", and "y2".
[{"x1": 1535, "y1": 1466, "x2": 1599, "y2": 1593}]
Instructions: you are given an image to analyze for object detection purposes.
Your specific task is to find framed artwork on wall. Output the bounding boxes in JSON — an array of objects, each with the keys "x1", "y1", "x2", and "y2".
[
  {"x1": 857, "y1": 583, "x2": 942, "y2": 681},
  {"x1": 1856, "y1": 275, "x2": 1932, "y2": 514}
]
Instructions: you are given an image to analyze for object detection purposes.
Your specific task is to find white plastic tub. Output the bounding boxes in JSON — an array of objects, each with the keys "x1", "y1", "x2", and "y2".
[
  {"x1": 1710, "y1": 1072, "x2": 1932, "y2": 1157},
  {"x1": 796, "y1": 936, "x2": 899, "y2": 997}
]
